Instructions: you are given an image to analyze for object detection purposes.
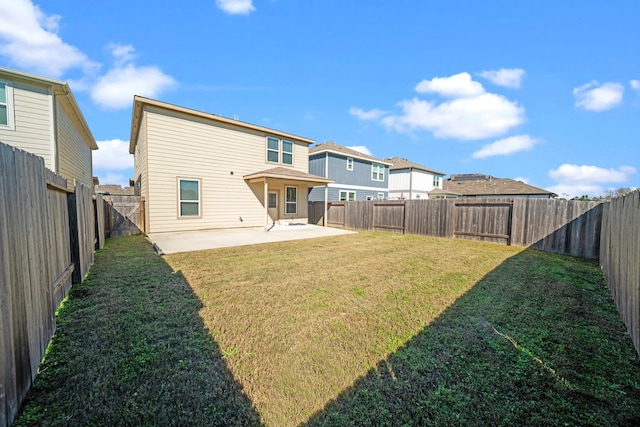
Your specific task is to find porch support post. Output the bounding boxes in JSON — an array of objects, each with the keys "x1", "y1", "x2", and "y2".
[
  {"x1": 264, "y1": 178, "x2": 269, "y2": 231},
  {"x1": 324, "y1": 184, "x2": 328, "y2": 227}
]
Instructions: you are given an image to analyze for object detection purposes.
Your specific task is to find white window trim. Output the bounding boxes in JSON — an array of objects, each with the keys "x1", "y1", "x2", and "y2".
[
  {"x1": 377, "y1": 192, "x2": 384, "y2": 200},
  {"x1": 0, "y1": 79, "x2": 15, "y2": 130},
  {"x1": 266, "y1": 136, "x2": 280, "y2": 164},
  {"x1": 285, "y1": 186, "x2": 297, "y2": 214},
  {"x1": 346, "y1": 157, "x2": 354, "y2": 171},
  {"x1": 178, "y1": 178, "x2": 201, "y2": 218},
  {"x1": 266, "y1": 136, "x2": 295, "y2": 166},
  {"x1": 371, "y1": 164, "x2": 385, "y2": 182},
  {"x1": 339, "y1": 190, "x2": 356, "y2": 201},
  {"x1": 282, "y1": 140, "x2": 294, "y2": 165}
]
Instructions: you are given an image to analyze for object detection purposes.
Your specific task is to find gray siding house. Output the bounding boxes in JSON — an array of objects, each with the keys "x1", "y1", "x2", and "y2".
[{"x1": 308, "y1": 141, "x2": 391, "y2": 201}]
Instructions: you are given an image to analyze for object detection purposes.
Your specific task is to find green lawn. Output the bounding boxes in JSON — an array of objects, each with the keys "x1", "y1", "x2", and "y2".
[{"x1": 14, "y1": 232, "x2": 640, "y2": 426}]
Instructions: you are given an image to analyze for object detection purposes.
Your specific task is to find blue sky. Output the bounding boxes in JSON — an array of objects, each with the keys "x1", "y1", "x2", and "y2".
[{"x1": 1, "y1": 0, "x2": 638, "y2": 198}]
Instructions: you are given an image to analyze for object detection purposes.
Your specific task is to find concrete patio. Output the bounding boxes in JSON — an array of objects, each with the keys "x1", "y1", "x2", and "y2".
[{"x1": 148, "y1": 224, "x2": 356, "y2": 254}]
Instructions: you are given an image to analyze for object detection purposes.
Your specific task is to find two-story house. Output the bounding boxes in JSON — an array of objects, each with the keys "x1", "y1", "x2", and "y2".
[
  {"x1": 385, "y1": 157, "x2": 445, "y2": 200},
  {"x1": 308, "y1": 141, "x2": 391, "y2": 202},
  {"x1": 129, "y1": 96, "x2": 332, "y2": 233},
  {"x1": 0, "y1": 66, "x2": 97, "y2": 188}
]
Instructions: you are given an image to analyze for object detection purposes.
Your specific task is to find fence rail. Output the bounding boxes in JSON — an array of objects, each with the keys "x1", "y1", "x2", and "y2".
[
  {"x1": 600, "y1": 190, "x2": 640, "y2": 355},
  {"x1": 0, "y1": 142, "x2": 98, "y2": 426},
  {"x1": 312, "y1": 198, "x2": 603, "y2": 259}
]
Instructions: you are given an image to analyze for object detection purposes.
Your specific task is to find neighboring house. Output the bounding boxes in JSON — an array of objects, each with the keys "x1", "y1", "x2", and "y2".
[
  {"x1": 308, "y1": 141, "x2": 391, "y2": 201},
  {"x1": 0, "y1": 66, "x2": 97, "y2": 188},
  {"x1": 440, "y1": 174, "x2": 557, "y2": 198},
  {"x1": 129, "y1": 96, "x2": 332, "y2": 233},
  {"x1": 385, "y1": 157, "x2": 445, "y2": 200}
]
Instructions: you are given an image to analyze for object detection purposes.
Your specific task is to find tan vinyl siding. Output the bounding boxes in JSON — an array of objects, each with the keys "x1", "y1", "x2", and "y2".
[
  {"x1": 144, "y1": 107, "x2": 310, "y2": 233},
  {"x1": 0, "y1": 78, "x2": 53, "y2": 168},
  {"x1": 56, "y1": 98, "x2": 92, "y2": 187},
  {"x1": 133, "y1": 115, "x2": 149, "y2": 231}
]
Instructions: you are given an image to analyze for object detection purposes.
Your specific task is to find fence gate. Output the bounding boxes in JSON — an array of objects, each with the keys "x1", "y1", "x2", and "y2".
[
  {"x1": 103, "y1": 195, "x2": 142, "y2": 237},
  {"x1": 453, "y1": 200, "x2": 513, "y2": 244},
  {"x1": 373, "y1": 202, "x2": 405, "y2": 234}
]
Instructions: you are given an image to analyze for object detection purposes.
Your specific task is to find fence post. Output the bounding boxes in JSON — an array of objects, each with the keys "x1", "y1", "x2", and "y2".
[{"x1": 67, "y1": 189, "x2": 81, "y2": 284}]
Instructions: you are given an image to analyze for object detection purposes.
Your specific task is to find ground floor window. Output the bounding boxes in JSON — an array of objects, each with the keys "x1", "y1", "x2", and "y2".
[
  {"x1": 178, "y1": 178, "x2": 200, "y2": 217},
  {"x1": 285, "y1": 186, "x2": 297, "y2": 214},
  {"x1": 339, "y1": 190, "x2": 356, "y2": 201},
  {"x1": 377, "y1": 192, "x2": 384, "y2": 200},
  {"x1": 268, "y1": 192, "x2": 277, "y2": 209}
]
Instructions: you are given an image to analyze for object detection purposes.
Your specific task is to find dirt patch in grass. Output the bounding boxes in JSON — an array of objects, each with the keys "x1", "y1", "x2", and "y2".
[{"x1": 14, "y1": 232, "x2": 640, "y2": 426}]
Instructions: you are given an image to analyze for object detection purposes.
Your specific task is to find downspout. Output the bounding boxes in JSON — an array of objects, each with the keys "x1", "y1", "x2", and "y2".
[
  {"x1": 409, "y1": 167, "x2": 413, "y2": 200},
  {"x1": 325, "y1": 152, "x2": 329, "y2": 178}
]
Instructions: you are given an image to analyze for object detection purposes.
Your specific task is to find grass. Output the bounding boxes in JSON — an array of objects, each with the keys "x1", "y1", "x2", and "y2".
[{"x1": 14, "y1": 232, "x2": 640, "y2": 426}]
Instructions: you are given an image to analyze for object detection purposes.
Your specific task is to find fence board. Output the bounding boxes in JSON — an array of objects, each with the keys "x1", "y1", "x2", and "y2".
[
  {"x1": 601, "y1": 190, "x2": 640, "y2": 355},
  {"x1": 311, "y1": 198, "x2": 603, "y2": 258},
  {"x1": 102, "y1": 195, "x2": 142, "y2": 237},
  {"x1": 0, "y1": 141, "x2": 97, "y2": 426}
]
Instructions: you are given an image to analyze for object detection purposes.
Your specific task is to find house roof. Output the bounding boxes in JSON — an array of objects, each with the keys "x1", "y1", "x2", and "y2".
[
  {"x1": 442, "y1": 174, "x2": 557, "y2": 197},
  {"x1": 385, "y1": 157, "x2": 444, "y2": 176},
  {"x1": 243, "y1": 167, "x2": 334, "y2": 186},
  {"x1": 428, "y1": 188, "x2": 462, "y2": 196},
  {"x1": 129, "y1": 96, "x2": 314, "y2": 154},
  {"x1": 309, "y1": 141, "x2": 393, "y2": 165},
  {"x1": 0, "y1": 66, "x2": 97, "y2": 150}
]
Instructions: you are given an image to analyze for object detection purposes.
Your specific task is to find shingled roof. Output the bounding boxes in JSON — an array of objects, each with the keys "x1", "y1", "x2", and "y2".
[
  {"x1": 384, "y1": 157, "x2": 444, "y2": 175},
  {"x1": 443, "y1": 174, "x2": 557, "y2": 197},
  {"x1": 309, "y1": 141, "x2": 392, "y2": 165}
]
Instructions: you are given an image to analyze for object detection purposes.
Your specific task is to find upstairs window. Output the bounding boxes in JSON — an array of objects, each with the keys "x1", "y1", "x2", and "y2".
[
  {"x1": 267, "y1": 137, "x2": 279, "y2": 163},
  {"x1": 0, "y1": 80, "x2": 14, "y2": 129},
  {"x1": 282, "y1": 140, "x2": 293, "y2": 165},
  {"x1": 433, "y1": 176, "x2": 440, "y2": 187},
  {"x1": 178, "y1": 178, "x2": 200, "y2": 217},
  {"x1": 266, "y1": 136, "x2": 294, "y2": 165},
  {"x1": 346, "y1": 157, "x2": 354, "y2": 171},
  {"x1": 372, "y1": 164, "x2": 385, "y2": 182}
]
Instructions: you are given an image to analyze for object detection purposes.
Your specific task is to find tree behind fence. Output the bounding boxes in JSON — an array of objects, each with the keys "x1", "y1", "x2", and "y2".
[{"x1": 0, "y1": 142, "x2": 99, "y2": 427}]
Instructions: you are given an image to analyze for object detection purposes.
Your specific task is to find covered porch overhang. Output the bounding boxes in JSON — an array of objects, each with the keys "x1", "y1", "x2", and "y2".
[{"x1": 243, "y1": 167, "x2": 333, "y2": 230}]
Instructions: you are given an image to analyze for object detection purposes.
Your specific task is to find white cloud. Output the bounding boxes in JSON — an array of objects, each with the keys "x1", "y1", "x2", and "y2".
[
  {"x1": 547, "y1": 164, "x2": 637, "y2": 199},
  {"x1": 573, "y1": 81, "x2": 624, "y2": 112},
  {"x1": 381, "y1": 93, "x2": 524, "y2": 140},
  {"x1": 472, "y1": 134, "x2": 540, "y2": 159},
  {"x1": 108, "y1": 43, "x2": 136, "y2": 66},
  {"x1": 91, "y1": 45, "x2": 176, "y2": 109},
  {"x1": 0, "y1": 0, "x2": 98, "y2": 77},
  {"x1": 216, "y1": 0, "x2": 255, "y2": 15},
  {"x1": 478, "y1": 68, "x2": 526, "y2": 89},
  {"x1": 415, "y1": 72, "x2": 485, "y2": 98},
  {"x1": 346, "y1": 145, "x2": 372, "y2": 156},
  {"x1": 93, "y1": 139, "x2": 133, "y2": 170},
  {"x1": 348, "y1": 107, "x2": 387, "y2": 121},
  {"x1": 548, "y1": 164, "x2": 636, "y2": 183},
  {"x1": 631, "y1": 80, "x2": 640, "y2": 93}
]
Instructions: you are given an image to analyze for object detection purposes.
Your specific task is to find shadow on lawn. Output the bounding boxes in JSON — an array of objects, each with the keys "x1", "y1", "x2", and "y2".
[
  {"x1": 304, "y1": 250, "x2": 640, "y2": 427},
  {"x1": 14, "y1": 236, "x2": 262, "y2": 426}
]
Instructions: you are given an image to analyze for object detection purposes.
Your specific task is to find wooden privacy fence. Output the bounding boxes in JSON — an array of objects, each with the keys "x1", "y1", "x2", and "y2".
[
  {"x1": 102, "y1": 195, "x2": 142, "y2": 238},
  {"x1": 0, "y1": 142, "x2": 103, "y2": 427},
  {"x1": 311, "y1": 198, "x2": 603, "y2": 259},
  {"x1": 600, "y1": 190, "x2": 640, "y2": 355}
]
